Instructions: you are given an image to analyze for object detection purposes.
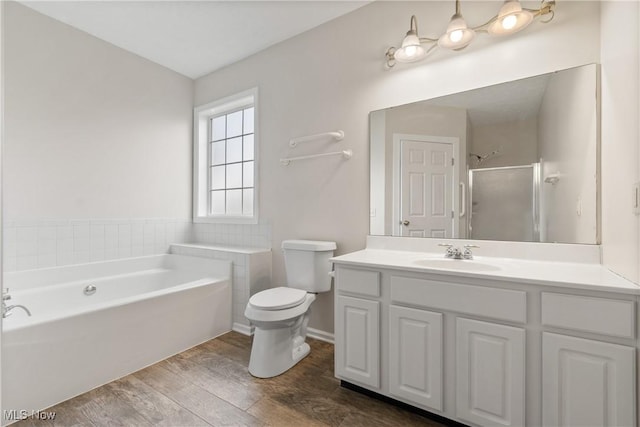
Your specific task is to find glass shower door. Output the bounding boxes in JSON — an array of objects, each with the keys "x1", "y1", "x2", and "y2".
[{"x1": 469, "y1": 164, "x2": 540, "y2": 242}]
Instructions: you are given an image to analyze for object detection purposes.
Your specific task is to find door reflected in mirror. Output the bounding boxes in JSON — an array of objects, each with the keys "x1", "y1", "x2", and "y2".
[{"x1": 370, "y1": 63, "x2": 599, "y2": 244}]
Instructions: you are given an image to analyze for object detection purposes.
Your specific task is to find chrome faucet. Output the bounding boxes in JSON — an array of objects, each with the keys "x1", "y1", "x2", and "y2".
[
  {"x1": 2, "y1": 289, "x2": 31, "y2": 318},
  {"x1": 439, "y1": 244, "x2": 480, "y2": 260}
]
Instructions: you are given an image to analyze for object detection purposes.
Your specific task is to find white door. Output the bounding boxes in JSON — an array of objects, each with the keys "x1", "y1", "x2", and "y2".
[
  {"x1": 335, "y1": 295, "x2": 380, "y2": 388},
  {"x1": 400, "y1": 139, "x2": 454, "y2": 238},
  {"x1": 456, "y1": 318, "x2": 525, "y2": 427},
  {"x1": 543, "y1": 332, "x2": 635, "y2": 427},
  {"x1": 389, "y1": 305, "x2": 443, "y2": 411}
]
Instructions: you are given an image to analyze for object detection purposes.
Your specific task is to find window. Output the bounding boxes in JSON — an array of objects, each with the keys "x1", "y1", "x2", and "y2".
[{"x1": 194, "y1": 88, "x2": 258, "y2": 223}]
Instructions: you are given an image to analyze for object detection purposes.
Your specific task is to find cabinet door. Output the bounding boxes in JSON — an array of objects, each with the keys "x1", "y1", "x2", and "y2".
[
  {"x1": 456, "y1": 318, "x2": 525, "y2": 427},
  {"x1": 389, "y1": 305, "x2": 443, "y2": 411},
  {"x1": 335, "y1": 295, "x2": 380, "y2": 388},
  {"x1": 543, "y1": 332, "x2": 635, "y2": 427}
]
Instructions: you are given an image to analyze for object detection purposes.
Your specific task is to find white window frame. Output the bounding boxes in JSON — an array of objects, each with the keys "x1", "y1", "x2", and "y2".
[{"x1": 193, "y1": 87, "x2": 258, "y2": 224}]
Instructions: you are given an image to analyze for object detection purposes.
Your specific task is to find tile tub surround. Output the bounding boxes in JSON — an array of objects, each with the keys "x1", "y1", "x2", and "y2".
[
  {"x1": 192, "y1": 220, "x2": 272, "y2": 249},
  {"x1": 3, "y1": 217, "x2": 274, "y2": 332},
  {"x1": 3, "y1": 219, "x2": 192, "y2": 272},
  {"x1": 170, "y1": 243, "x2": 272, "y2": 334},
  {"x1": 3, "y1": 218, "x2": 272, "y2": 273}
]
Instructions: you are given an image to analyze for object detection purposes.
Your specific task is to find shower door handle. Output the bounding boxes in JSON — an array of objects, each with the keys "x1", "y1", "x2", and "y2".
[{"x1": 459, "y1": 182, "x2": 466, "y2": 218}]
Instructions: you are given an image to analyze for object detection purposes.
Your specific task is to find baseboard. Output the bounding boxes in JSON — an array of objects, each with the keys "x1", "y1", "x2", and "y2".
[
  {"x1": 232, "y1": 322, "x2": 254, "y2": 336},
  {"x1": 307, "y1": 327, "x2": 334, "y2": 344},
  {"x1": 232, "y1": 323, "x2": 333, "y2": 344}
]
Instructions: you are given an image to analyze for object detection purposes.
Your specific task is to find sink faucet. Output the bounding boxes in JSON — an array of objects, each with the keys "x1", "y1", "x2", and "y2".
[
  {"x1": 2, "y1": 289, "x2": 31, "y2": 318},
  {"x1": 439, "y1": 244, "x2": 480, "y2": 260}
]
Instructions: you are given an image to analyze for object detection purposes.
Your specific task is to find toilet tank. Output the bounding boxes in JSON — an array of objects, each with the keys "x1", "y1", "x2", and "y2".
[{"x1": 282, "y1": 240, "x2": 337, "y2": 292}]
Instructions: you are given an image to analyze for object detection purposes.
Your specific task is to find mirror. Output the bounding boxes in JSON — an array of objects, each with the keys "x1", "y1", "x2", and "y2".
[{"x1": 370, "y1": 64, "x2": 599, "y2": 244}]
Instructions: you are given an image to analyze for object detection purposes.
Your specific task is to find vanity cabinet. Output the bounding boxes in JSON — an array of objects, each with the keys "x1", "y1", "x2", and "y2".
[
  {"x1": 542, "y1": 332, "x2": 635, "y2": 427},
  {"x1": 388, "y1": 305, "x2": 443, "y2": 411},
  {"x1": 540, "y1": 292, "x2": 636, "y2": 426},
  {"x1": 334, "y1": 266, "x2": 382, "y2": 389},
  {"x1": 333, "y1": 261, "x2": 638, "y2": 427},
  {"x1": 455, "y1": 318, "x2": 525, "y2": 427}
]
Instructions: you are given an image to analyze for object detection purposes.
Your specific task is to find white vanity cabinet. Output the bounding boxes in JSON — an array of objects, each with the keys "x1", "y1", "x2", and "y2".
[
  {"x1": 334, "y1": 267, "x2": 382, "y2": 389},
  {"x1": 456, "y1": 318, "x2": 525, "y2": 427},
  {"x1": 332, "y1": 260, "x2": 638, "y2": 427},
  {"x1": 541, "y1": 292, "x2": 636, "y2": 427},
  {"x1": 388, "y1": 305, "x2": 443, "y2": 411},
  {"x1": 335, "y1": 295, "x2": 380, "y2": 388},
  {"x1": 542, "y1": 332, "x2": 635, "y2": 427},
  {"x1": 390, "y1": 275, "x2": 527, "y2": 427}
]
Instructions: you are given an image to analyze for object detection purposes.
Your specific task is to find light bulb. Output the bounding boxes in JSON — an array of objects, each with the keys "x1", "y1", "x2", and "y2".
[
  {"x1": 450, "y1": 30, "x2": 463, "y2": 43},
  {"x1": 502, "y1": 14, "x2": 517, "y2": 30},
  {"x1": 404, "y1": 45, "x2": 417, "y2": 58}
]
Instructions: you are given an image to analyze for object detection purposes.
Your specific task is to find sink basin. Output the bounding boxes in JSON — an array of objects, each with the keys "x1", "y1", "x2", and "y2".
[{"x1": 413, "y1": 258, "x2": 502, "y2": 272}]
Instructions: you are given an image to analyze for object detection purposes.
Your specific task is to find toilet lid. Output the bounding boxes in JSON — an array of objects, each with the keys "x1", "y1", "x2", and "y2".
[{"x1": 249, "y1": 287, "x2": 307, "y2": 311}]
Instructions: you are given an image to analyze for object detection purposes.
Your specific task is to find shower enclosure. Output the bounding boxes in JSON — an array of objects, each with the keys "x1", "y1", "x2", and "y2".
[{"x1": 468, "y1": 164, "x2": 541, "y2": 242}]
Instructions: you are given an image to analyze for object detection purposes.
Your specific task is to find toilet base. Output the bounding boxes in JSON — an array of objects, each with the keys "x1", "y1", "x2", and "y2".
[{"x1": 248, "y1": 316, "x2": 312, "y2": 378}]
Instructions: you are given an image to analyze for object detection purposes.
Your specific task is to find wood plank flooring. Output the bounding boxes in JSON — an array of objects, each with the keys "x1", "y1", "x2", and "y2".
[{"x1": 15, "y1": 332, "x2": 445, "y2": 427}]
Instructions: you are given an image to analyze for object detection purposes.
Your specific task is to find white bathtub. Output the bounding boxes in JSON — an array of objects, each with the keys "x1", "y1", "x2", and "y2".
[{"x1": 1, "y1": 254, "x2": 232, "y2": 423}]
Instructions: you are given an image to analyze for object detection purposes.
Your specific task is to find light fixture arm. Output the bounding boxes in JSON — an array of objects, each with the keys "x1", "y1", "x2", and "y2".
[
  {"x1": 534, "y1": 0, "x2": 556, "y2": 23},
  {"x1": 409, "y1": 14, "x2": 418, "y2": 33},
  {"x1": 409, "y1": 15, "x2": 438, "y2": 43}
]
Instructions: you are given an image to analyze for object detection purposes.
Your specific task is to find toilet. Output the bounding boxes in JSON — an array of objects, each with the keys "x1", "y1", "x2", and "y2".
[{"x1": 244, "y1": 239, "x2": 336, "y2": 378}]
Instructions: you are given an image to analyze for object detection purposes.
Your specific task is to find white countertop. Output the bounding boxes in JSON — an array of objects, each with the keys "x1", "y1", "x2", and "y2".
[{"x1": 331, "y1": 249, "x2": 640, "y2": 295}]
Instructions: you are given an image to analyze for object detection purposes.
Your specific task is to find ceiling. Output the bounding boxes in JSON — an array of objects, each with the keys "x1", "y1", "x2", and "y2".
[{"x1": 19, "y1": 1, "x2": 370, "y2": 79}]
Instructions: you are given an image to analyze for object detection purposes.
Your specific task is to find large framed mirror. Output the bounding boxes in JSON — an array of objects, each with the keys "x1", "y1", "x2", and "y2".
[{"x1": 370, "y1": 63, "x2": 599, "y2": 244}]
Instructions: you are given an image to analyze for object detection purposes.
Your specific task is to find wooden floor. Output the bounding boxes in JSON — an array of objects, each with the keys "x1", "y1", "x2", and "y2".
[{"x1": 16, "y1": 332, "x2": 445, "y2": 427}]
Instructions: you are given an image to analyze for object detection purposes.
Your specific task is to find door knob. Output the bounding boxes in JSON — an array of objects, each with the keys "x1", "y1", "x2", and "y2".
[{"x1": 401, "y1": 220, "x2": 410, "y2": 226}]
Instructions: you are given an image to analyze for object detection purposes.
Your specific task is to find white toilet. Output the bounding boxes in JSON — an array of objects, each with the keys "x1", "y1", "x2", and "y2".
[{"x1": 244, "y1": 239, "x2": 336, "y2": 378}]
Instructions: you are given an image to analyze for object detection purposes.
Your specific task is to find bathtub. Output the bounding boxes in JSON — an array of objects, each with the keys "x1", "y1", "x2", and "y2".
[{"x1": 1, "y1": 254, "x2": 232, "y2": 423}]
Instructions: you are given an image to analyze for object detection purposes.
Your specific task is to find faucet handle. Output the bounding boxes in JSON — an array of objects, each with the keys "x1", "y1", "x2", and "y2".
[
  {"x1": 439, "y1": 244, "x2": 457, "y2": 258},
  {"x1": 2, "y1": 289, "x2": 10, "y2": 301},
  {"x1": 463, "y1": 244, "x2": 479, "y2": 260}
]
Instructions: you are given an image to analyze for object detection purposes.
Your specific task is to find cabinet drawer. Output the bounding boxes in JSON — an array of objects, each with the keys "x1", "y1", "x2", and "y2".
[
  {"x1": 391, "y1": 276, "x2": 526, "y2": 323},
  {"x1": 336, "y1": 267, "x2": 380, "y2": 297},
  {"x1": 541, "y1": 293, "x2": 635, "y2": 338}
]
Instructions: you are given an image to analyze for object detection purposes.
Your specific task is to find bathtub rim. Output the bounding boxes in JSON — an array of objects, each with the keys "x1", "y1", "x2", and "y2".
[{"x1": 2, "y1": 254, "x2": 232, "y2": 332}]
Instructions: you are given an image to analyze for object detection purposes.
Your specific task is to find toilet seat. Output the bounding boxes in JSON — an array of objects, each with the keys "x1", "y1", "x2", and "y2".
[{"x1": 249, "y1": 287, "x2": 307, "y2": 311}]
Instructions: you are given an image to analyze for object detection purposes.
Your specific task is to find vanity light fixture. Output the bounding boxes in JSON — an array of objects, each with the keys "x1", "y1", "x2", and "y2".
[
  {"x1": 386, "y1": 0, "x2": 555, "y2": 67},
  {"x1": 438, "y1": 1, "x2": 475, "y2": 50}
]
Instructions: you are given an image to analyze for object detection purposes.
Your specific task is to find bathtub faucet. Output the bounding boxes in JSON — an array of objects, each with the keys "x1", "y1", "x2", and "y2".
[{"x1": 2, "y1": 289, "x2": 31, "y2": 318}]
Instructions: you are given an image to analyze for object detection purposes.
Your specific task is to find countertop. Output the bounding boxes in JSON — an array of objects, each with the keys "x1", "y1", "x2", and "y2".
[{"x1": 331, "y1": 249, "x2": 640, "y2": 295}]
